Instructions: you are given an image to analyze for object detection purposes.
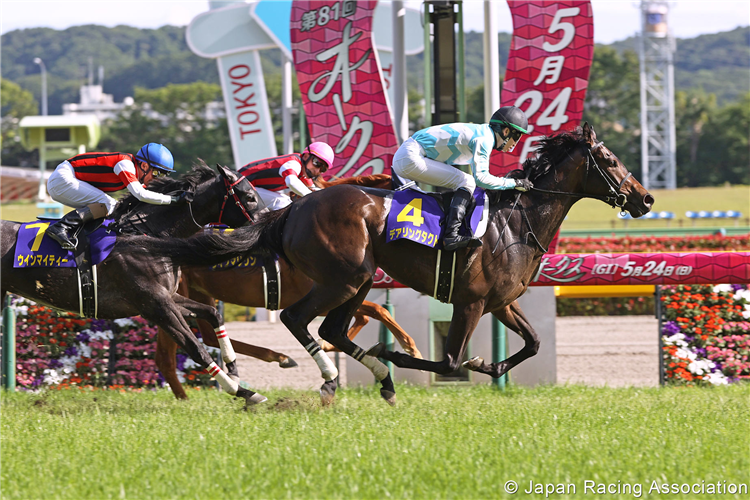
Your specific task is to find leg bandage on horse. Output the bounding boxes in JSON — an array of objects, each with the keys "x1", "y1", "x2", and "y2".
[
  {"x1": 305, "y1": 341, "x2": 338, "y2": 381},
  {"x1": 207, "y1": 362, "x2": 238, "y2": 394},
  {"x1": 214, "y1": 325, "x2": 236, "y2": 364}
]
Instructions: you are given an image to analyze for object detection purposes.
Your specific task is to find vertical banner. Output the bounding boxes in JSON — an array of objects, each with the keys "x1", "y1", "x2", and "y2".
[
  {"x1": 291, "y1": 0, "x2": 399, "y2": 178},
  {"x1": 491, "y1": 0, "x2": 594, "y2": 177}
]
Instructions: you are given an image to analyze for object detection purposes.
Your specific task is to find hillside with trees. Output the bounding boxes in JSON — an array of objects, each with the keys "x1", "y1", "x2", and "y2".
[{"x1": 1, "y1": 25, "x2": 747, "y2": 186}]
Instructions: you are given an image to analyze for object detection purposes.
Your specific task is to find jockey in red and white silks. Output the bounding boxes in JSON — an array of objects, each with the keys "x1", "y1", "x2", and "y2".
[{"x1": 239, "y1": 142, "x2": 334, "y2": 212}]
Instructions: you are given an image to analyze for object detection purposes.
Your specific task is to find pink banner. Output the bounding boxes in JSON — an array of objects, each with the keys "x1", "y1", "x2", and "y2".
[
  {"x1": 290, "y1": 0, "x2": 398, "y2": 178},
  {"x1": 491, "y1": 0, "x2": 594, "y2": 177},
  {"x1": 372, "y1": 253, "x2": 750, "y2": 288}
]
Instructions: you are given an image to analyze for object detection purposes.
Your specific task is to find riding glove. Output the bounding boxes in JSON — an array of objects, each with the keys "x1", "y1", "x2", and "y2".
[
  {"x1": 171, "y1": 191, "x2": 195, "y2": 204},
  {"x1": 514, "y1": 179, "x2": 534, "y2": 192}
]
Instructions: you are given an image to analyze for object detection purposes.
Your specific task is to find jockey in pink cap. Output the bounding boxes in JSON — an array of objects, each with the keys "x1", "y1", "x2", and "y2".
[{"x1": 239, "y1": 141, "x2": 334, "y2": 211}]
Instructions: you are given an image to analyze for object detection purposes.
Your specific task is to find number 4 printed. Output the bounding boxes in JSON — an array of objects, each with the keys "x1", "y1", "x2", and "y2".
[{"x1": 397, "y1": 198, "x2": 425, "y2": 227}]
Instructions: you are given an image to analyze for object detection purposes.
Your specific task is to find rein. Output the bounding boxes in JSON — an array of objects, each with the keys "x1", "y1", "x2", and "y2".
[{"x1": 529, "y1": 141, "x2": 631, "y2": 212}]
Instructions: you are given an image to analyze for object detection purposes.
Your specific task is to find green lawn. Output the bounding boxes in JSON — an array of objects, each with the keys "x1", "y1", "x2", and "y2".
[{"x1": 2, "y1": 384, "x2": 748, "y2": 499}]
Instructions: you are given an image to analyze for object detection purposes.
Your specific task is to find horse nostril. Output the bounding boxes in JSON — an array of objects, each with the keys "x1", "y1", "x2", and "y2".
[{"x1": 643, "y1": 193, "x2": 654, "y2": 207}]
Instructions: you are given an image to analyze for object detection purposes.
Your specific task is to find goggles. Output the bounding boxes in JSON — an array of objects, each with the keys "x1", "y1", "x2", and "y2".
[{"x1": 310, "y1": 155, "x2": 328, "y2": 171}]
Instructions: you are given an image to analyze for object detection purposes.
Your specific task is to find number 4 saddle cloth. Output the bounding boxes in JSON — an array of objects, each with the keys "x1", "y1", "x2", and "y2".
[
  {"x1": 385, "y1": 187, "x2": 489, "y2": 249},
  {"x1": 14, "y1": 219, "x2": 116, "y2": 268}
]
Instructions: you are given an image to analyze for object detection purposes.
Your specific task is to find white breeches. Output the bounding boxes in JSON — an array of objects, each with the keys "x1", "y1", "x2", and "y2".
[
  {"x1": 46, "y1": 161, "x2": 117, "y2": 214},
  {"x1": 392, "y1": 137, "x2": 476, "y2": 192},
  {"x1": 255, "y1": 187, "x2": 293, "y2": 211}
]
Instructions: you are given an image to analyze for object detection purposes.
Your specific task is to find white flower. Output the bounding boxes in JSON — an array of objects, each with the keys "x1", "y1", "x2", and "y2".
[
  {"x1": 114, "y1": 318, "x2": 136, "y2": 328},
  {"x1": 183, "y1": 358, "x2": 200, "y2": 370},
  {"x1": 43, "y1": 369, "x2": 67, "y2": 385},
  {"x1": 704, "y1": 371, "x2": 729, "y2": 385},
  {"x1": 713, "y1": 284, "x2": 734, "y2": 294}
]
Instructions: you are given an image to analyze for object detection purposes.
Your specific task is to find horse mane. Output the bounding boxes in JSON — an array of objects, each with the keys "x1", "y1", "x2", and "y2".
[
  {"x1": 487, "y1": 127, "x2": 586, "y2": 205},
  {"x1": 109, "y1": 160, "x2": 215, "y2": 221},
  {"x1": 316, "y1": 173, "x2": 392, "y2": 189}
]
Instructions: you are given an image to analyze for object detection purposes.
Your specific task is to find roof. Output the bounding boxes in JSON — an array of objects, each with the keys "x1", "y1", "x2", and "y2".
[{"x1": 19, "y1": 114, "x2": 100, "y2": 128}]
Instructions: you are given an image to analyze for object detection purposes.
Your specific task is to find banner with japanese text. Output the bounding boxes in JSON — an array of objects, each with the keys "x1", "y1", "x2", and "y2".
[
  {"x1": 291, "y1": 0, "x2": 399, "y2": 178},
  {"x1": 490, "y1": 0, "x2": 594, "y2": 176},
  {"x1": 371, "y1": 253, "x2": 750, "y2": 289}
]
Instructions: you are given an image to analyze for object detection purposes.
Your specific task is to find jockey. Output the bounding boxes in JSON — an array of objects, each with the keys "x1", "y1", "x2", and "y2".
[
  {"x1": 392, "y1": 106, "x2": 533, "y2": 251},
  {"x1": 239, "y1": 142, "x2": 334, "y2": 211},
  {"x1": 45, "y1": 143, "x2": 188, "y2": 250}
]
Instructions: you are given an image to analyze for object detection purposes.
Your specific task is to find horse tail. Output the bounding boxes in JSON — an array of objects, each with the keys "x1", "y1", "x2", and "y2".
[{"x1": 124, "y1": 207, "x2": 289, "y2": 267}]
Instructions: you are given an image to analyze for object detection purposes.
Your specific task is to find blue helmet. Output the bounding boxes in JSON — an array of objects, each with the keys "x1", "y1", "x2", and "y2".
[{"x1": 136, "y1": 143, "x2": 174, "y2": 173}]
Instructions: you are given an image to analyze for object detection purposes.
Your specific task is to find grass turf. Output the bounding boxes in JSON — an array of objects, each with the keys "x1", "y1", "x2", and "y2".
[{"x1": 2, "y1": 384, "x2": 748, "y2": 499}]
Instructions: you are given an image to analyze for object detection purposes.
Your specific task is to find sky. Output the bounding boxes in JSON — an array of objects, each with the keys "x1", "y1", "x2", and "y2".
[{"x1": 1, "y1": 0, "x2": 748, "y2": 44}]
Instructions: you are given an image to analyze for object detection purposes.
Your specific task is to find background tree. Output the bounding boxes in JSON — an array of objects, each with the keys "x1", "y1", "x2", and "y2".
[
  {"x1": 98, "y1": 82, "x2": 232, "y2": 174},
  {"x1": 1, "y1": 78, "x2": 38, "y2": 167}
]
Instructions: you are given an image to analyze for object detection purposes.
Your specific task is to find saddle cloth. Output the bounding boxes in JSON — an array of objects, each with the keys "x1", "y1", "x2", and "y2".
[{"x1": 14, "y1": 219, "x2": 116, "y2": 268}]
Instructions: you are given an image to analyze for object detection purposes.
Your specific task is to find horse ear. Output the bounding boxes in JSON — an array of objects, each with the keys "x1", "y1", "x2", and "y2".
[
  {"x1": 217, "y1": 164, "x2": 238, "y2": 182},
  {"x1": 582, "y1": 122, "x2": 597, "y2": 145}
]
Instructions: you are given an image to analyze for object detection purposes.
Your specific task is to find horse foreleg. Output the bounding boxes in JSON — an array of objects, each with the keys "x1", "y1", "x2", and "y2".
[
  {"x1": 172, "y1": 294, "x2": 239, "y2": 380},
  {"x1": 463, "y1": 301, "x2": 540, "y2": 379},
  {"x1": 358, "y1": 300, "x2": 423, "y2": 359},
  {"x1": 143, "y1": 298, "x2": 266, "y2": 406},
  {"x1": 155, "y1": 327, "x2": 188, "y2": 400}
]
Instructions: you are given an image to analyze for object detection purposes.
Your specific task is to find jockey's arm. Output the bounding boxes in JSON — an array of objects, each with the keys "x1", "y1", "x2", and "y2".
[
  {"x1": 114, "y1": 160, "x2": 173, "y2": 205},
  {"x1": 469, "y1": 137, "x2": 517, "y2": 190},
  {"x1": 280, "y1": 160, "x2": 313, "y2": 198}
]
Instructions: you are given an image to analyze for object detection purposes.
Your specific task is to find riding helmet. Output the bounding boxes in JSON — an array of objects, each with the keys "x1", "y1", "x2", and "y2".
[
  {"x1": 136, "y1": 143, "x2": 175, "y2": 173},
  {"x1": 489, "y1": 106, "x2": 530, "y2": 136},
  {"x1": 306, "y1": 142, "x2": 334, "y2": 171}
]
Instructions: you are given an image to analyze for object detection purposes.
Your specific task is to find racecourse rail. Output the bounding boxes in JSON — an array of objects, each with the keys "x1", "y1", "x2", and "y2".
[{"x1": 2, "y1": 252, "x2": 748, "y2": 391}]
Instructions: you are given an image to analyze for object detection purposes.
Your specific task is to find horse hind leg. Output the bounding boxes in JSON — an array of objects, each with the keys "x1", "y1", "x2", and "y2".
[
  {"x1": 155, "y1": 326, "x2": 188, "y2": 400},
  {"x1": 317, "y1": 283, "x2": 397, "y2": 406},
  {"x1": 358, "y1": 300, "x2": 423, "y2": 359}
]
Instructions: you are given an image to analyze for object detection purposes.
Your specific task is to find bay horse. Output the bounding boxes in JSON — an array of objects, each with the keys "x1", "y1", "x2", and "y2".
[
  {"x1": 1, "y1": 162, "x2": 268, "y2": 405},
  {"x1": 131, "y1": 124, "x2": 654, "y2": 405},
  {"x1": 156, "y1": 173, "x2": 423, "y2": 400}
]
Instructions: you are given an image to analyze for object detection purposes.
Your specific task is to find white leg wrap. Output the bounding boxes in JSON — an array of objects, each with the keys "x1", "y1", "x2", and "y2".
[
  {"x1": 215, "y1": 326, "x2": 236, "y2": 364},
  {"x1": 207, "y1": 362, "x2": 238, "y2": 395},
  {"x1": 313, "y1": 351, "x2": 339, "y2": 381},
  {"x1": 361, "y1": 355, "x2": 390, "y2": 381}
]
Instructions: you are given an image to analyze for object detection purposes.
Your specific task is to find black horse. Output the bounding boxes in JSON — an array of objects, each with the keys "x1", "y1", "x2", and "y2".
[
  {"x1": 1, "y1": 162, "x2": 267, "y2": 405},
  {"x1": 130, "y1": 124, "x2": 654, "y2": 404}
]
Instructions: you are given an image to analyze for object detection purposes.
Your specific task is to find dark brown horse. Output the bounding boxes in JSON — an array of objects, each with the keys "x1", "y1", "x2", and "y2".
[
  {"x1": 134, "y1": 124, "x2": 654, "y2": 405},
  {"x1": 1, "y1": 163, "x2": 268, "y2": 405},
  {"x1": 155, "y1": 173, "x2": 422, "y2": 400}
]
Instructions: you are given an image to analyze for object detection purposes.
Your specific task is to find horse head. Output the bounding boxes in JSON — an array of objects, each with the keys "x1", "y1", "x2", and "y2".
[
  {"x1": 580, "y1": 122, "x2": 653, "y2": 217},
  {"x1": 214, "y1": 164, "x2": 265, "y2": 226}
]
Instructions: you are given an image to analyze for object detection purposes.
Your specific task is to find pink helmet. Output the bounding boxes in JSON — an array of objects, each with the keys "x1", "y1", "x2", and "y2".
[{"x1": 307, "y1": 142, "x2": 334, "y2": 171}]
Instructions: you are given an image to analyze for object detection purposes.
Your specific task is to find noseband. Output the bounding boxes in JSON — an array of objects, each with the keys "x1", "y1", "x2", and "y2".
[
  {"x1": 530, "y1": 141, "x2": 631, "y2": 213},
  {"x1": 217, "y1": 175, "x2": 256, "y2": 225}
]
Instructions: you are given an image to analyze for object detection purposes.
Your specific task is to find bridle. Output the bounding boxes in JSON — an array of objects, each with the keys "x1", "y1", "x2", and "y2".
[
  {"x1": 530, "y1": 141, "x2": 631, "y2": 212},
  {"x1": 217, "y1": 175, "x2": 256, "y2": 226},
  {"x1": 491, "y1": 141, "x2": 632, "y2": 255}
]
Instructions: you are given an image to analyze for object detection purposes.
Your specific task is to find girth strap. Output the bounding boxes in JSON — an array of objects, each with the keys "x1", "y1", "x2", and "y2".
[
  {"x1": 262, "y1": 257, "x2": 281, "y2": 311},
  {"x1": 433, "y1": 249, "x2": 457, "y2": 304}
]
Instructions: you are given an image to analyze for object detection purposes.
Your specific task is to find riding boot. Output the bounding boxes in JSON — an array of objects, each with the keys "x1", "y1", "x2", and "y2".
[
  {"x1": 45, "y1": 206, "x2": 96, "y2": 250},
  {"x1": 443, "y1": 188, "x2": 482, "y2": 251}
]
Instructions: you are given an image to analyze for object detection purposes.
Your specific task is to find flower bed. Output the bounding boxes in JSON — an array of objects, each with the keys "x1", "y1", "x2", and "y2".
[
  {"x1": 8, "y1": 295, "x2": 217, "y2": 391},
  {"x1": 556, "y1": 233, "x2": 749, "y2": 254},
  {"x1": 660, "y1": 284, "x2": 750, "y2": 386},
  {"x1": 555, "y1": 233, "x2": 749, "y2": 316}
]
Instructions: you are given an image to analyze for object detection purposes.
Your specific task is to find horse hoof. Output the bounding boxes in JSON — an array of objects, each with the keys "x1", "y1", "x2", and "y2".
[
  {"x1": 279, "y1": 357, "x2": 299, "y2": 368},
  {"x1": 365, "y1": 342, "x2": 385, "y2": 358},
  {"x1": 319, "y1": 377, "x2": 338, "y2": 406},
  {"x1": 380, "y1": 389, "x2": 397, "y2": 406},
  {"x1": 236, "y1": 387, "x2": 267, "y2": 406},
  {"x1": 463, "y1": 356, "x2": 484, "y2": 371}
]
